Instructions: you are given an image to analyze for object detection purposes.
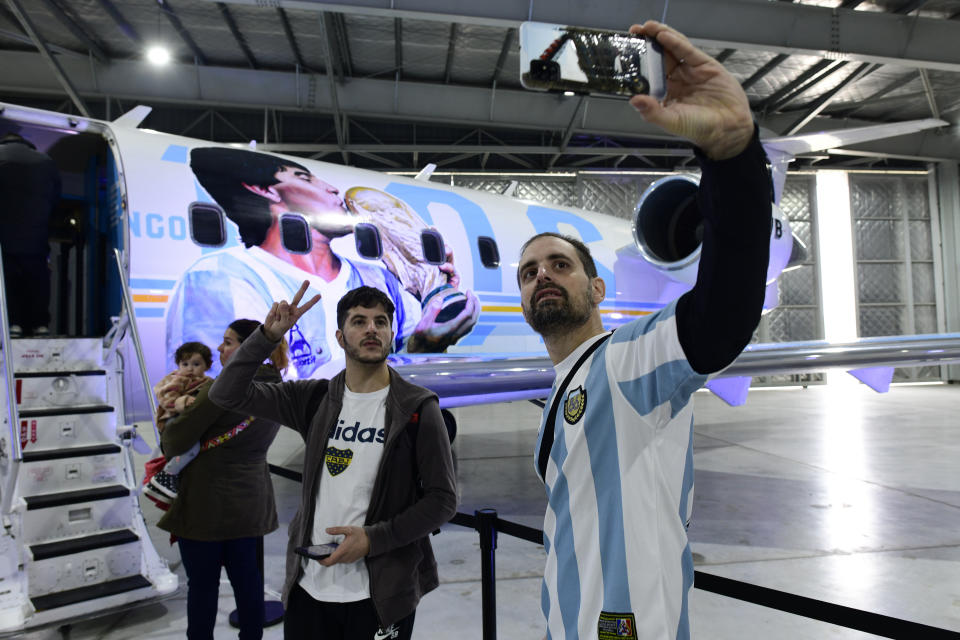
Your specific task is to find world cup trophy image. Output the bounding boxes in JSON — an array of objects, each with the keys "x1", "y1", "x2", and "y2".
[{"x1": 344, "y1": 186, "x2": 468, "y2": 323}]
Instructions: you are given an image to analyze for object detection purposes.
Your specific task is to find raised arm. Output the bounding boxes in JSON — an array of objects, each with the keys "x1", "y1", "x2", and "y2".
[
  {"x1": 630, "y1": 21, "x2": 771, "y2": 374},
  {"x1": 208, "y1": 281, "x2": 328, "y2": 436}
]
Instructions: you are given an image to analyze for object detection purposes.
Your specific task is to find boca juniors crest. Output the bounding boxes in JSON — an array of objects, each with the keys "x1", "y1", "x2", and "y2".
[
  {"x1": 563, "y1": 385, "x2": 587, "y2": 424},
  {"x1": 325, "y1": 446, "x2": 353, "y2": 476}
]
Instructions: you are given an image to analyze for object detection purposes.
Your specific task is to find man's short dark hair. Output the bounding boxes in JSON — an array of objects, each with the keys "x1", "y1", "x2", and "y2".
[
  {"x1": 174, "y1": 341, "x2": 213, "y2": 369},
  {"x1": 517, "y1": 232, "x2": 599, "y2": 284},
  {"x1": 337, "y1": 286, "x2": 396, "y2": 330},
  {"x1": 189, "y1": 147, "x2": 309, "y2": 248}
]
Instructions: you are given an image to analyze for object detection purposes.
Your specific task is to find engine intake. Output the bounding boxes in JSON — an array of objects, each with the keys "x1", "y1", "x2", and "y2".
[{"x1": 632, "y1": 175, "x2": 703, "y2": 270}]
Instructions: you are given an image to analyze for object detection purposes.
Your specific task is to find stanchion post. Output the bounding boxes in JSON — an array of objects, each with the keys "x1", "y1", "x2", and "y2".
[{"x1": 476, "y1": 508, "x2": 498, "y2": 640}]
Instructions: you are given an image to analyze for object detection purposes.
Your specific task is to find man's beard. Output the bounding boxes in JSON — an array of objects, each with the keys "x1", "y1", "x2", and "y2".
[
  {"x1": 342, "y1": 335, "x2": 390, "y2": 364},
  {"x1": 524, "y1": 283, "x2": 594, "y2": 336}
]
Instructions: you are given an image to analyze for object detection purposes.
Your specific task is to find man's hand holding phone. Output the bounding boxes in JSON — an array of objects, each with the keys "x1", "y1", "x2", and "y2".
[
  {"x1": 627, "y1": 20, "x2": 754, "y2": 161},
  {"x1": 307, "y1": 526, "x2": 371, "y2": 567}
]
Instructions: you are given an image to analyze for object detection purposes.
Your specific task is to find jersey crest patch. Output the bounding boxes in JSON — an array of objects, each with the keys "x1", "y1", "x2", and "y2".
[
  {"x1": 289, "y1": 323, "x2": 317, "y2": 369},
  {"x1": 563, "y1": 385, "x2": 587, "y2": 424},
  {"x1": 324, "y1": 446, "x2": 353, "y2": 476},
  {"x1": 597, "y1": 611, "x2": 637, "y2": 639}
]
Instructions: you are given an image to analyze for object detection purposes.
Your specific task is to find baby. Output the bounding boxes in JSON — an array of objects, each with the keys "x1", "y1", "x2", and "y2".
[
  {"x1": 143, "y1": 342, "x2": 213, "y2": 506},
  {"x1": 153, "y1": 342, "x2": 214, "y2": 430}
]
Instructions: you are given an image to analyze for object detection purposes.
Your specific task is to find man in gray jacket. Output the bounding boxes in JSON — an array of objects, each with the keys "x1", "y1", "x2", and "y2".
[{"x1": 209, "y1": 283, "x2": 457, "y2": 640}]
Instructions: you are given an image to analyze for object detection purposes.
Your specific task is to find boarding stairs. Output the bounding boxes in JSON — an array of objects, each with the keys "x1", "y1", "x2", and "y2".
[{"x1": 0, "y1": 249, "x2": 177, "y2": 631}]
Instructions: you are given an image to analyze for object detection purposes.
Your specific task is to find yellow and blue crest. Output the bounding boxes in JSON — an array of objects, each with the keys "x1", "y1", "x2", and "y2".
[
  {"x1": 563, "y1": 385, "x2": 587, "y2": 424},
  {"x1": 325, "y1": 446, "x2": 353, "y2": 476}
]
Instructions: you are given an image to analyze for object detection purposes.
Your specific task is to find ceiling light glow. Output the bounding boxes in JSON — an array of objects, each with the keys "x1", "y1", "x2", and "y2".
[{"x1": 146, "y1": 45, "x2": 171, "y2": 66}]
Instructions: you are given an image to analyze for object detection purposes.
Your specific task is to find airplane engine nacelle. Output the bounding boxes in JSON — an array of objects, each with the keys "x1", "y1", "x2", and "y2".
[
  {"x1": 632, "y1": 175, "x2": 794, "y2": 288},
  {"x1": 632, "y1": 175, "x2": 703, "y2": 286}
]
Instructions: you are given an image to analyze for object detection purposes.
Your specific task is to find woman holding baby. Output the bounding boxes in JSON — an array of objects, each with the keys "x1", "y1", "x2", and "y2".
[{"x1": 157, "y1": 318, "x2": 288, "y2": 640}]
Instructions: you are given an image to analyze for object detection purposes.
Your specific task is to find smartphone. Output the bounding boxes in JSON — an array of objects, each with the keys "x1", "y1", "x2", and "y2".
[
  {"x1": 295, "y1": 543, "x2": 339, "y2": 560},
  {"x1": 519, "y1": 21, "x2": 665, "y2": 100}
]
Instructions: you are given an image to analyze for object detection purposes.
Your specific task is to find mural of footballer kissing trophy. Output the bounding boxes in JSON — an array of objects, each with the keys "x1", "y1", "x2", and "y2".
[{"x1": 343, "y1": 186, "x2": 468, "y2": 323}]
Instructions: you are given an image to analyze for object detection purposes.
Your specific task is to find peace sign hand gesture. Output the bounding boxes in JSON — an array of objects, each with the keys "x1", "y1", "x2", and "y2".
[{"x1": 262, "y1": 280, "x2": 322, "y2": 342}]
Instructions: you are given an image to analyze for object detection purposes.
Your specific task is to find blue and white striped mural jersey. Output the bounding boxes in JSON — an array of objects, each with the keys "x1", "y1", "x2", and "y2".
[{"x1": 536, "y1": 300, "x2": 707, "y2": 640}]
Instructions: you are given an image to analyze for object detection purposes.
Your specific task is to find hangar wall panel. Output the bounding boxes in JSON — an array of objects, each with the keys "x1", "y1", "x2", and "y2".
[{"x1": 850, "y1": 173, "x2": 940, "y2": 381}]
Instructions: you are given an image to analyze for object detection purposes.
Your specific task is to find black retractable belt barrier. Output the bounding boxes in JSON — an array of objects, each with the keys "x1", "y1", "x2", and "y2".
[
  {"x1": 476, "y1": 509, "x2": 498, "y2": 640},
  {"x1": 268, "y1": 464, "x2": 303, "y2": 482},
  {"x1": 693, "y1": 572, "x2": 960, "y2": 639},
  {"x1": 267, "y1": 469, "x2": 960, "y2": 640}
]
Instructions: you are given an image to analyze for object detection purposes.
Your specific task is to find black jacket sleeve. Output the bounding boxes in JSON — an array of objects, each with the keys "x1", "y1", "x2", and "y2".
[{"x1": 676, "y1": 126, "x2": 773, "y2": 374}]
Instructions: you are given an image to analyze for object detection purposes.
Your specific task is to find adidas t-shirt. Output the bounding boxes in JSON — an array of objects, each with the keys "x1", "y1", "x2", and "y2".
[{"x1": 299, "y1": 385, "x2": 388, "y2": 602}]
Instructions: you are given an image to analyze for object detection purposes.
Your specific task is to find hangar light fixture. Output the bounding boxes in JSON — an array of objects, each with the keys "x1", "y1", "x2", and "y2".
[
  {"x1": 816, "y1": 170, "x2": 858, "y2": 384},
  {"x1": 146, "y1": 45, "x2": 171, "y2": 66}
]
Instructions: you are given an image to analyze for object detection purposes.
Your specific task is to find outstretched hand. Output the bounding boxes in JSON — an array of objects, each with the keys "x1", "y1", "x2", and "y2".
[
  {"x1": 407, "y1": 289, "x2": 479, "y2": 352},
  {"x1": 628, "y1": 21, "x2": 754, "y2": 161},
  {"x1": 262, "y1": 280, "x2": 321, "y2": 342}
]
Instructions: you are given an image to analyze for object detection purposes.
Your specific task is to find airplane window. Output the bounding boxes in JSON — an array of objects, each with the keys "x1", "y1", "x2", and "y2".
[
  {"x1": 188, "y1": 202, "x2": 226, "y2": 247},
  {"x1": 279, "y1": 213, "x2": 312, "y2": 254},
  {"x1": 477, "y1": 236, "x2": 500, "y2": 268},
  {"x1": 355, "y1": 223, "x2": 383, "y2": 259},
  {"x1": 420, "y1": 229, "x2": 446, "y2": 265}
]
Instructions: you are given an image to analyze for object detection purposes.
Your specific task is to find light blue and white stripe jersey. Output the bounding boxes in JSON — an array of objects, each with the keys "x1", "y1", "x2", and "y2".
[{"x1": 536, "y1": 300, "x2": 707, "y2": 640}]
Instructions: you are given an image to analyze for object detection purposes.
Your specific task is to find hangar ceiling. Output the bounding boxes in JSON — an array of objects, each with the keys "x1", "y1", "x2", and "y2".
[{"x1": 0, "y1": 0, "x2": 959, "y2": 171}]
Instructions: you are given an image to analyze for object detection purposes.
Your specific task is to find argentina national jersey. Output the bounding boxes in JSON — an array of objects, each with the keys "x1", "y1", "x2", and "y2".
[{"x1": 536, "y1": 300, "x2": 707, "y2": 640}]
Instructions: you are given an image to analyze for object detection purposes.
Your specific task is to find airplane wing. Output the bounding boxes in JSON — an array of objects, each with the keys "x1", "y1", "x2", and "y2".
[{"x1": 397, "y1": 333, "x2": 960, "y2": 409}]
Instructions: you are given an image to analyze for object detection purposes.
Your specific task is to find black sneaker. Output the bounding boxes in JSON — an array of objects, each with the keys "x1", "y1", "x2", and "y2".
[{"x1": 148, "y1": 470, "x2": 179, "y2": 499}]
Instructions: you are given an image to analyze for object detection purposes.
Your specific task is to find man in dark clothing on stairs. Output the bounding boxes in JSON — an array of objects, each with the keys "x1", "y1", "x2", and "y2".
[{"x1": 0, "y1": 132, "x2": 61, "y2": 337}]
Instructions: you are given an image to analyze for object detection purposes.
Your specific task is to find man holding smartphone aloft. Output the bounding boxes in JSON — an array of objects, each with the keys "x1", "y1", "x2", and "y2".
[
  {"x1": 209, "y1": 284, "x2": 457, "y2": 640},
  {"x1": 519, "y1": 21, "x2": 772, "y2": 639}
]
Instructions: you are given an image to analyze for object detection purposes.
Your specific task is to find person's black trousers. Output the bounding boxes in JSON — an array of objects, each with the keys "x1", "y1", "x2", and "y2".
[
  {"x1": 178, "y1": 536, "x2": 265, "y2": 640},
  {"x1": 283, "y1": 583, "x2": 416, "y2": 640},
  {"x1": 1, "y1": 251, "x2": 49, "y2": 332}
]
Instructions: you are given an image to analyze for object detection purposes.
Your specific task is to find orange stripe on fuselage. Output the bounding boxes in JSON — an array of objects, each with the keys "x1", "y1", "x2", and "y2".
[{"x1": 481, "y1": 305, "x2": 650, "y2": 317}]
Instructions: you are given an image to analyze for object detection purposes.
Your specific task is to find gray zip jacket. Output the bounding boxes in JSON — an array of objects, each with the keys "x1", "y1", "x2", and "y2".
[{"x1": 208, "y1": 327, "x2": 458, "y2": 627}]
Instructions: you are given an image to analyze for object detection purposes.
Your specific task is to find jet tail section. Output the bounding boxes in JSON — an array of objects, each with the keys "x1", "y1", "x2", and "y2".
[{"x1": 762, "y1": 118, "x2": 947, "y2": 202}]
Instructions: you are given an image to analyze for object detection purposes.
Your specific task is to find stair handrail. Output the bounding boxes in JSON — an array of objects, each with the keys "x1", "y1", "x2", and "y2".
[
  {"x1": 112, "y1": 248, "x2": 160, "y2": 444},
  {"x1": 0, "y1": 245, "x2": 23, "y2": 515}
]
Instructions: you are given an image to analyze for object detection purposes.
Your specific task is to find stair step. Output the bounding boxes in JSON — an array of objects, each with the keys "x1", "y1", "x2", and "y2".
[
  {"x1": 18, "y1": 405, "x2": 115, "y2": 418},
  {"x1": 24, "y1": 485, "x2": 130, "y2": 510},
  {"x1": 14, "y1": 370, "x2": 106, "y2": 378},
  {"x1": 31, "y1": 575, "x2": 152, "y2": 612},
  {"x1": 30, "y1": 529, "x2": 139, "y2": 561},
  {"x1": 22, "y1": 443, "x2": 122, "y2": 462}
]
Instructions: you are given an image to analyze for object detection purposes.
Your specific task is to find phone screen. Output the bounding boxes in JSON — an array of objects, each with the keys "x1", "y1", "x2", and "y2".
[
  {"x1": 519, "y1": 21, "x2": 665, "y2": 99},
  {"x1": 295, "y1": 543, "x2": 339, "y2": 560}
]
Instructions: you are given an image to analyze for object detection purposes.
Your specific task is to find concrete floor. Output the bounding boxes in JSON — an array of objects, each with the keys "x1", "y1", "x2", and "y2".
[{"x1": 19, "y1": 381, "x2": 960, "y2": 639}]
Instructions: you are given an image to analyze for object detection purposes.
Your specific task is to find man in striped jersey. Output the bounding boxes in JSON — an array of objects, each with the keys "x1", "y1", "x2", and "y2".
[{"x1": 518, "y1": 20, "x2": 772, "y2": 640}]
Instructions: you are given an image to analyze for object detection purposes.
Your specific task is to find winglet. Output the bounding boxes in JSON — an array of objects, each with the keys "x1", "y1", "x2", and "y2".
[
  {"x1": 705, "y1": 376, "x2": 752, "y2": 406},
  {"x1": 501, "y1": 180, "x2": 519, "y2": 198},
  {"x1": 848, "y1": 366, "x2": 895, "y2": 393},
  {"x1": 112, "y1": 105, "x2": 153, "y2": 128},
  {"x1": 415, "y1": 163, "x2": 437, "y2": 181}
]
